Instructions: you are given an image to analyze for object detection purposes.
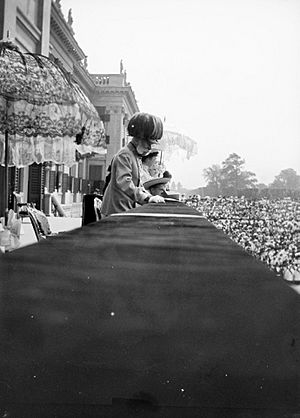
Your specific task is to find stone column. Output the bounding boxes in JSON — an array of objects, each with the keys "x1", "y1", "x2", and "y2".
[
  {"x1": 1, "y1": 0, "x2": 17, "y2": 40},
  {"x1": 105, "y1": 105, "x2": 126, "y2": 168},
  {"x1": 40, "y1": 0, "x2": 52, "y2": 56}
]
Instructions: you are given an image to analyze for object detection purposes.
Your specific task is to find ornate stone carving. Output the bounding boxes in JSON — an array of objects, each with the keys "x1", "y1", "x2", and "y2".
[{"x1": 67, "y1": 9, "x2": 73, "y2": 27}]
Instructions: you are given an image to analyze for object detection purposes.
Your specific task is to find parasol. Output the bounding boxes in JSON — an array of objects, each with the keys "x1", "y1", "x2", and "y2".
[
  {"x1": 0, "y1": 40, "x2": 106, "y2": 219},
  {"x1": 159, "y1": 130, "x2": 198, "y2": 160}
]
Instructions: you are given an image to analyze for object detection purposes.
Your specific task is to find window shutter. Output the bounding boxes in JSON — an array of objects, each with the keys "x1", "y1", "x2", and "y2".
[{"x1": 28, "y1": 163, "x2": 42, "y2": 209}]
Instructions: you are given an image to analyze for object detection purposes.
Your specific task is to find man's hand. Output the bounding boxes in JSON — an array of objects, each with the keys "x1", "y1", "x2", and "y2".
[{"x1": 149, "y1": 195, "x2": 165, "y2": 203}]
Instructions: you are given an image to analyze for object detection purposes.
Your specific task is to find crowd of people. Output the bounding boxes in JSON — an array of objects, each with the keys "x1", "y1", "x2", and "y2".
[{"x1": 186, "y1": 195, "x2": 300, "y2": 282}]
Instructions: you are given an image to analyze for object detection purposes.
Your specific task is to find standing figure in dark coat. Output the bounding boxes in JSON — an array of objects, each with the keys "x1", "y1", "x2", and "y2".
[{"x1": 101, "y1": 112, "x2": 165, "y2": 217}]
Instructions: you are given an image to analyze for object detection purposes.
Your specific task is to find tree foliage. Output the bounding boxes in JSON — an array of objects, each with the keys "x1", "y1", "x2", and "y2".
[
  {"x1": 176, "y1": 182, "x2": 184, "y2": 192},
  {"x1": 203, "y1": 164, "x2": 222, "y2": 195},
  {"x1": 203, "y1": 153, "x2": 258, "y2": 195},
  {"x1": 270, "y1": 168, "x2": 300, "y2": 190}
]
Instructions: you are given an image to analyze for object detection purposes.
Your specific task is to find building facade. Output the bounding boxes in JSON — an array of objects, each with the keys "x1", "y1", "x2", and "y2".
[
  {"x1": 0, "y1": 0, "x2": 139, "y2": 216},
  {"x1": 91, "y1": 70, "x2": 139, "y2": 172}
]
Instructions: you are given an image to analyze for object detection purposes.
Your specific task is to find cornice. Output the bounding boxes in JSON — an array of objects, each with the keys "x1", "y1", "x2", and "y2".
[
  {"x1": 73, "y1": 63, "x2": 97, "y2": 95},
  {"x1": 50, "y1": 1, "x2": 85, "y2": 61},
  {"x1": 96, "y1": 87, "x2": 128, "y2": 94},
  {"x1": 95, "y1": 86, "x2": 139, "y2": 114},
  {"x1": 125, "y1": 89, "x2": 140, "y2": 113}
]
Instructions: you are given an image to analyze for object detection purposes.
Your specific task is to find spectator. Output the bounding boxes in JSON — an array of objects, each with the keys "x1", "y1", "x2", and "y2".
[
  {"x1": 144, "y1": 177, "x2": 169, "y2": 197},
  {"x1": 163, "y1": 170, "x2": 172, "y2": 191},
  {"x1": 163, "y1": 170, "x2": 172, "y2": 180},
  {"x1": 191, "y1": 196, "x2": 300, "y2": 282},
  {"x1": 141, "y1": 149, "x2": 160, "y2": 183},
  {"x1": 101, "y1": 112, "x2": 165, "y2": 217}
]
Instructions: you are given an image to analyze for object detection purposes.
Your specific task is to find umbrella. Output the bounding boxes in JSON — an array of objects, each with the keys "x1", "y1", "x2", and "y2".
[{"x1": 0, "y1": 40, "x2": 106, "y2": 220}]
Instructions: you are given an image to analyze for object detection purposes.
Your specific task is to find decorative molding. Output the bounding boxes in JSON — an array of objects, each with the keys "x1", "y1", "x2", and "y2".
[
  {"x1": 73, "y1": 62, "x2": 97, "y2": 95},
  {"x1": 50, "y1": 2, "x2": 85, "y2": 61},
  {"x1": 54, "y1": 0, "x2": 62, "y2": 9},
  {"x1": 66, "y1": 9, "x2": 74, "y2": 35},
  {"x1": 95, "y1": 86, "x2": 139, "y2": 114}
]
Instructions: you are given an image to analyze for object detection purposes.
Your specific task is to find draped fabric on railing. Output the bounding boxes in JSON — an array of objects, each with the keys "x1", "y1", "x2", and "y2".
[
  {"x1": 0, "y1": 98, "x2": 81, "y2": 166},
  {"x1": 0, "y1": 41, "x2": 106, "y2": 167},
  {"x1": 160, "y1": 130, "x2": 198, "y2": 160}
]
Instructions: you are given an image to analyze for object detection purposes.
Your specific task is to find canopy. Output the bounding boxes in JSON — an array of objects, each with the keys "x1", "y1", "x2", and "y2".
[
  {"x1": 160, "y1": 130, "x2": 198, "y2": 160},
  {"x1": 71, "y1": 82, "x2": 106, "y2": 156},
  {"x1": 0, "y1": 40, "x2": 106, "y2": 168}
]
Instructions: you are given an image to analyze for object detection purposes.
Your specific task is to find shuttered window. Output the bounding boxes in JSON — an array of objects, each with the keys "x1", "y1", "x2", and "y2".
[
  {"x1": 28, "y1": 163, "x2": 42, "y2": 209},
  {"x1": 62, "y1": 173, "x2": 69, "y2": 193},
  {"x1": 49, "y1": 171, "x2": 56, "y2": 193}
]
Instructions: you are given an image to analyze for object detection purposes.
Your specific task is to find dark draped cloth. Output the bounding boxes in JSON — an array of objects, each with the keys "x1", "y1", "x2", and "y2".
[{"x1": 0, "y1": 201, "x2": 299, "y2": 416}]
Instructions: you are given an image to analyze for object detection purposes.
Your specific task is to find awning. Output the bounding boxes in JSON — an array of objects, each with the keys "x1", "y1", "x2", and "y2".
[{"x1": 0, "y1": 40, "x2": 106, "y2": 168}]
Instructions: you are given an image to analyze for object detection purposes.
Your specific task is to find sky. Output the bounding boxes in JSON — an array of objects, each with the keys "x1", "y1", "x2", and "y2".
[{"x1": 61, "y1": 0, "x2": 300, "y2": 189}]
